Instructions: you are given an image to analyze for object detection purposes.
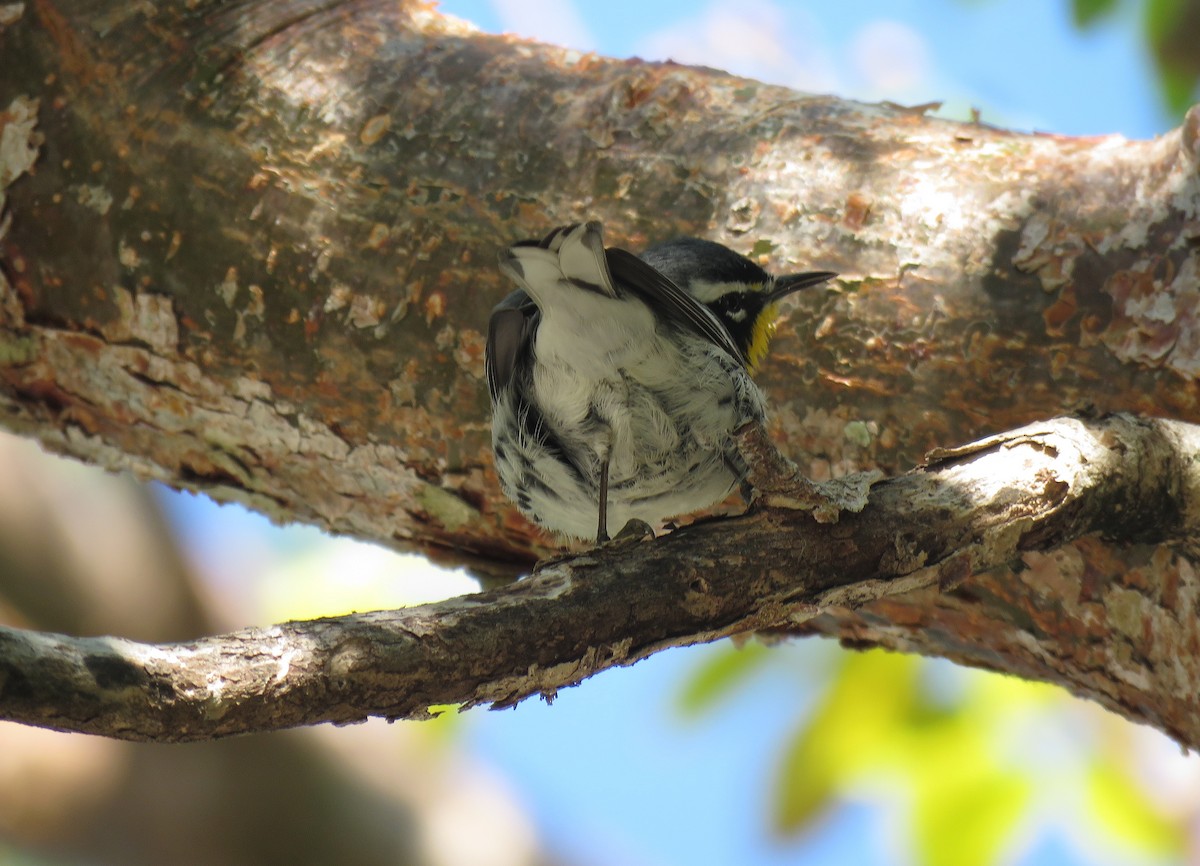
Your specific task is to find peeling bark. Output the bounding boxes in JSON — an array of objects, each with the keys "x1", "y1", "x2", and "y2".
[
  {"x1": 2, "y1": 415, "x2": 1199, "y2": 745},
  {"x1": 2, "y1": 1, "x2": 1200, "y2": 743}
]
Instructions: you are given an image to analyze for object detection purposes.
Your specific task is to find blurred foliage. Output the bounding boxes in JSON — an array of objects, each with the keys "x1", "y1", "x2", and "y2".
[
  {"x1": 680, "y1": 642, "x2": 1191, "y2": 866},
  {"x1": 676, "y1": 639, "x2": 772, "y2": 715},
  {"x1": 1087, "y1": 757, "x2": 1186, "y2": 857},
  {"x1": 1069, "y1": 0, "x2": 1200, "y2": 115},
  {"x1": 0, "y1": 845, "x2": 56, "y2": 866},
  {"x1": 771, "y1": 650, "x2": 1036, "y2": 866},
  {"x1": 1073, "y1": 0, "x2": 1122, "y2": 25}
]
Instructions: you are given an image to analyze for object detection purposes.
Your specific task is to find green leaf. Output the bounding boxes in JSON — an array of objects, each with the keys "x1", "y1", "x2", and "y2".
[
  {"x1": 676, "y1": 640, "x2": 770, "y2": 717},
  {"x1": 773, "y1": 716, "x2": 840, "y2": 832},
  {"x1": 1072, "y1": 0, "x2": 1120, "y2": 27},
  {"x1": 1085, "y1": 759, "x2": 1186, "y2": 857},
  {"x1": 1145, "y1": 0, "x2": 1186, "y2": 43},
  {"x1": 912, "y1": 772, "x2": 1031, "y2": 866},
  {"x1": 772, "y1": 650, "x2": 920, "y2": 834},
  {"x1": 1158, "y1": 65, "x2": 1199, "y2": 117},
  {"x1": 1142, "y1": 0, "x2": 1200, "y2": 117}
]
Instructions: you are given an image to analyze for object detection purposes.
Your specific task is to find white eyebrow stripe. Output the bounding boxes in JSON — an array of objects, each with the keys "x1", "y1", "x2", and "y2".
[{"x1": 687, "y1": 279, "x2": 769, "y2": 303}]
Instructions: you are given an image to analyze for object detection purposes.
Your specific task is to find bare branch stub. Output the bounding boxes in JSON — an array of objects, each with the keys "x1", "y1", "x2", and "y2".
[{"x1": 736, "y1": 420, "x2": 880, "y2": 521}]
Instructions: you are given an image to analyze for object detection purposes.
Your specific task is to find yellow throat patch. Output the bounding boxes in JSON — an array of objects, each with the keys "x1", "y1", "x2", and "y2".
[{"x1": 746, "y1": 302, "x2": 781, "y2": 374}]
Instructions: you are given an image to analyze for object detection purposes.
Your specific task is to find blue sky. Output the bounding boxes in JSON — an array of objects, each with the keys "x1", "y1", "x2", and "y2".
[
  {"x1": 161, "y1": 3, "x2": 1191, "y2": 865},
  {"x1": 438, "y1": 0, "x2": 1177, "y2": 138}
]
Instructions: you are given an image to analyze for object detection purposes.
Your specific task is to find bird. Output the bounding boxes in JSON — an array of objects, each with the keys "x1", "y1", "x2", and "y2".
[{"x1": 485, "y1": 221, "x2": 835, "y2": 543}]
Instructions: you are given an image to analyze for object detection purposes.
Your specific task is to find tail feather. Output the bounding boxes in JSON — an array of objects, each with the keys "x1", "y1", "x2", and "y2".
[
  {"x1": 499, "y1": 246, "x2": 566, "y2": 296},
  {"x1": 501, "y1": 221, "x2": 617, "y2": 302},
  {"x1": 555, "y1": 222, "x2": 616, "y2": 296}
]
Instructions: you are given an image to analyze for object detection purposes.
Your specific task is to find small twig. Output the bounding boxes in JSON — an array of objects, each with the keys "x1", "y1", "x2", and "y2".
[{"x1": 736, "y1": 420, "x2": 880, "y2": 522}]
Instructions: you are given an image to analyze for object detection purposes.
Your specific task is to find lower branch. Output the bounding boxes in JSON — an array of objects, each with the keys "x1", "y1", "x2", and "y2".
[{"x1": 1, "y1": 413, "x2": 1198, "y2": 744}]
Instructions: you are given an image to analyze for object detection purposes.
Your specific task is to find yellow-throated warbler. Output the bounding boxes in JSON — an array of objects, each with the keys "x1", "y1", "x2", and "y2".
[{"x1": 486, "y1": 222, "x2": 834, "y2": 542}]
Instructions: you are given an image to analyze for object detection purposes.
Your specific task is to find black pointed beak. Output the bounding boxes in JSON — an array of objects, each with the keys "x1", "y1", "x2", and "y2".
[{"x1": 770, "y1": 271, "x2": 837, "y2": 301}]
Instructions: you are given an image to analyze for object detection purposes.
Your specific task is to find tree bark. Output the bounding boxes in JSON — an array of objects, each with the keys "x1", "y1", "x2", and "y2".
[
  {"x1": 2, "y1": 414, "x2": 1198, "y2": 745},
  {"x1": 2, "y1": 1, "x2": 1200, "y2": 742},
  {"x1": 2, "y1": 0, "x2": 1199, "y2": 567}
]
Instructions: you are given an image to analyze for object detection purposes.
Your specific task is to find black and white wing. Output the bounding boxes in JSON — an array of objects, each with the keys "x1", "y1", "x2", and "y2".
[{"x1": 605, "y1": 247, "x2": 745, "y2": 366}]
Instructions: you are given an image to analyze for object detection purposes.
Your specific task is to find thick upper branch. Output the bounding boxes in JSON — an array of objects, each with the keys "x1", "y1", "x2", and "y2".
[
  {"x1": 2, "y1": 414, "x2": 1198, "y2": 744},
  {"x1": 1, "y1": 1, "x2": 1199, "y2": 571}
]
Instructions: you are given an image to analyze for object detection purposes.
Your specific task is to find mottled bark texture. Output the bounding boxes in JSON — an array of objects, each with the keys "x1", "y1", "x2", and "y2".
[
  {"x1": 2, "y1": 2, "x2": 1200, "y2": 741},
  {"x1": 1, "y1": 414, "x2": 1198, "y2": 742}
]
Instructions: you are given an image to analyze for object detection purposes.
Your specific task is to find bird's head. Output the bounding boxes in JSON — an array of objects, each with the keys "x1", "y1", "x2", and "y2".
[{"x1": 641, "y1": 237, "x2": 835, "y2": 373}]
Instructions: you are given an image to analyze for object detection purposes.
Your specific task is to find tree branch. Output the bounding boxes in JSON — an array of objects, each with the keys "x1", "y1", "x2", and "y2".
[
  {"x1": 2, "y1": 1, "x2": 1200, "y2": 572},
  {"x1": 3, "y1": 414, "x2": 1197, "y2": 744},
  {"x1": 3, "y1": 1, "x2": 1200, "y2": 748}
]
